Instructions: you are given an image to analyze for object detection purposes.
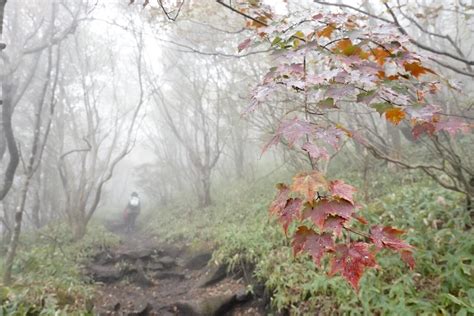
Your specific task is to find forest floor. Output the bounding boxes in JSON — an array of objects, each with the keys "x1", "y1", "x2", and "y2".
[{"x1": 87, "y1": 228, "x2": 267, "y2": 316}]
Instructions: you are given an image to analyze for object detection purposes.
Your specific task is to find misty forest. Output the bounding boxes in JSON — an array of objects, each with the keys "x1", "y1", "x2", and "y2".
[{"x1": 0, "y1": 0, "x2": 473, "y2": 315}]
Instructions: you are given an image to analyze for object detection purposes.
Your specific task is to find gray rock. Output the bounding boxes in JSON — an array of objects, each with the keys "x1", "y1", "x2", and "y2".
[
  {"x1": 134, "y1": 261, "x2": 155, "y2": 287},
  {"x1": 196, "y1": 264, "x2": 227, "y2": 288},
  {"x1": 235, "y1": 288, "x2": 252, "y2": 302},
  {"x1": 88, "y1": 264, "x2": 123, "y2": 283},
  {"x1": 184, "y1": 251, "x2": 212, "y2": 270},
  {"x1": 128, "y1": 302, "x2": 153, "y2": 316},
  {"x1": 157, "y1": 256, "x2": 176, "y2": 268},
  {"x1": 94, "y1": 251, "x2": 116, "y2": 265},
  {"x1": 106, "y1": 301, "x2": 121, "y2": 312},
  {"x1": 147, "y1": 262, "x2": 164, "y2": 271},
  {"x1": 118, "y1": 248, "x2": 154, "y2": 260}
]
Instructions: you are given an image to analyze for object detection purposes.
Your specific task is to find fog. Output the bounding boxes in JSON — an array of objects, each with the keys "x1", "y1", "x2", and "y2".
[
  {"x1": 0, "y1": 0, "x2": 472, "y2": 314},
  {"x1": 0, "y1": 1, "x2": 473, "y2": 249}
]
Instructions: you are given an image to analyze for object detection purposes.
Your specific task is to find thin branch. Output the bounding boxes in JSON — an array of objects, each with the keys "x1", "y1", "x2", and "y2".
[
  {"x1": 216, "y1": 0, "x2": 267, "y2": 27},
  {"x1": 156, "y1": 0, "x2": 185, "y2": 21},
  {"x1": 383, "y1": 2, "x2": 474, "y2": 66},
  {"x1": 313, "y1": 0, "x2": 392, "y2": 23}
]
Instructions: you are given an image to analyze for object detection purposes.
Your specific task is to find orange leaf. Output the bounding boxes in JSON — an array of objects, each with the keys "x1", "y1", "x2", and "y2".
[
  {"x1": 317, "y1": 24, "x2": 336, "y2": 38},
  {"x1": 358, "y1": 49, "x2": 370, "y2": 60},
  {"x1": 334, "y1": 38, "x2": 359, "y2": 56},
  {"x1": 246, "y1": 19, "x2": 267, "y2": 29},
  {"x1": 403, "y1": 61, "x2": 435, "y2": 78},
  {"x1": 376, "y1": 71, "x2": 399, "y2": 81},
  {"x1": 372, "y1": 47, "x2": 391, "y2": 65},
  {"x1": 291, "y1": 171, "x2": 328, "y2": 202},
  {"x1": 385, "y1": 107, "x2": 406, "y2": 125}
]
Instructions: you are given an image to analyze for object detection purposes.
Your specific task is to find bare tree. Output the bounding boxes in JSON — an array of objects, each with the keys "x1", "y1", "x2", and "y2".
[
  {"x1": 3, "y1": 41, "x2": 61, "y2": 284},
  {"x1": 57, "y1": 28, "x2": 146, "y2": 240},
  {"x1": 0, "y1": 1, "x2": 84, "y2": 202},
  {"x1": 147, "y1": 55, "x2": 226, "y2": 207}
]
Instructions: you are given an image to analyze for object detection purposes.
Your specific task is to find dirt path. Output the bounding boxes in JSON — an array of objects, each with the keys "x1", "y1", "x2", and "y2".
[{"x1": 87, "y1": 232, "x2": 267, "y2": 315}]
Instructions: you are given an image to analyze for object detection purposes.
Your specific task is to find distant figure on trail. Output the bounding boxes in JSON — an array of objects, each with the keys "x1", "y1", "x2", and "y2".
[{"x1": 123, "y1": 192, "x2": 141, "y2": 233}]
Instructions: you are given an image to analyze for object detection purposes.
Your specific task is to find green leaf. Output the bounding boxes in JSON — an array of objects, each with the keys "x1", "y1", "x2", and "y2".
[
  {"x1": 272, "y1": 36, "x2": 282, "y2": 46},
  {"x1": 293, "y1": 38, "x2": 301, "y2": 48},
  {"x1": 461, "y1": 263, "x2": 471, "y2": 276},
  {"x1": 456, "y1": 308, "x2": 467, "y2": 316},
  {"x1": 371, "y1": 102, "x2": 393, "y2": 115},
  {"x1": 294, "y1": 31, "x2": 305, "y2": 38},
  {"x1": 356, "y1": 90, "x2": 376, "y2": 104},
  {"x1": 318, "y1": 98, "x2": 336, "y2": 109},
  {"x1": 468, "y1": 289, "x2": 474, "y2": 305},
  {"x1": 445, "y1": 294, "x2": 474, "y2": 310},
  {"x1": 0, "y1": 286, "x2": 9, "y2": 304}
]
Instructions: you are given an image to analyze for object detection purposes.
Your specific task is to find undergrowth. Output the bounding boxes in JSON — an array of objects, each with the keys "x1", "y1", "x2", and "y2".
[
  {"x1": 151, "y1": 167, "x2": 474, "y2": 315},
  {"x1": 0, "y1": 222, "x2": 118, "y2": 315}
]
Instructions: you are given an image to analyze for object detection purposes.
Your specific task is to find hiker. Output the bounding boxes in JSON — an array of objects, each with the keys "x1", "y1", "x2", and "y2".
[{"x1": 123, "y1": 192, "x2": 141, "y2": 232}]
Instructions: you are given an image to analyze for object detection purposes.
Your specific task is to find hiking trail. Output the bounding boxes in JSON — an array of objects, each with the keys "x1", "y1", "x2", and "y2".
[{"x1": 86, "y1": 229, "x2": 268, "y2": 316}]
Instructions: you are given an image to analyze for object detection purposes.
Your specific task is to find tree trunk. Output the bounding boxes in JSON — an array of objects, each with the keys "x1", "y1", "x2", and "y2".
[
  {"x1": 32, "y1": 188, "x2": 41, "y2": 229},
  {"x1": 0, "y1": 105, "x2": 6, "y2": 161},
  {"x1": 71, "y1": 217, "x2": 87, "y2": 241},
  {"x1": 362, "y1": 149, "x2": 370, "y2": 203},
  {"x1": 202, "y1": 181, "x2": 212, "y2": 207},
  {"x1": 467, "y1": 177, "x2": 474, "y2": 227},
  {"x1": 233, "y1": 130, "x2": 245, "y2": 179},
  {"x1": 3, "y1": 176, "x2": 31, "y2": 284},
  {"x1": 0, "y1": 82, "x2": 19, "y2": 201},
  {"x1": 0, "y1": 200, "x2": 11, "y2": 247},
  {"x1": 199, "y1": 168, "x2": 212, "y2": 208},
  {"x1": 386, "y1": 122, "x2": 401, "y2": 170},
  {"x1": 0, "y1": 0, "x2": 19, "y2": 202}
]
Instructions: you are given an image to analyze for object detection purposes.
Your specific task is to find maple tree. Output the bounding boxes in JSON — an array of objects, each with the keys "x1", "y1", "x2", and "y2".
[{"x1": 218, "y1": 1, "x2": 472, "y2": 290}]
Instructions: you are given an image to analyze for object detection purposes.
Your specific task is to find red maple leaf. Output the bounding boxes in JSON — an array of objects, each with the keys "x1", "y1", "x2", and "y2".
[
  {"x1": 302, "y1": 199, "x2": 355, "y2": 229},
  {"x1": 277, "y1": 118, "x2": 315, "y2": 147},
  {"x1": 412, "y1": 122, "x2": 436, "y2": 140},
  {"x1": 279, "y1": 198, "x2": 302, "y2": 234},
  {"x1": 292, "y1": 226, "x2": 334, "y2": 265},
  {"x1": 370, "y1": 225, "x2": 411, "y2": 250},
  {"x1": 401, "y1": 250, "x2": 415, "y2": 270},
  {"x1": 329, "y1": 242, "x2": 378, "y2": 291},
  {"x1": 322, "y1": 215, "x2": 346, "y2": 237},
  {"x1": 329, "y1": 180, "x2": 356, "y2": 205},
  {"x1": 302, "y1": 142, "x2": 329, "y2": 161},
  {"x1": 263, "y1": 118, "x2": 315, "y2": 153},
  {"x1": 370, "y1": 225, "x2": 415, "y2": 269},
  {"x1": 269, "y1": 183, "x2": 290, "y2": 215},
  {"x1": 238, "y1": 38, "x2": 252, "y2": 52}
]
